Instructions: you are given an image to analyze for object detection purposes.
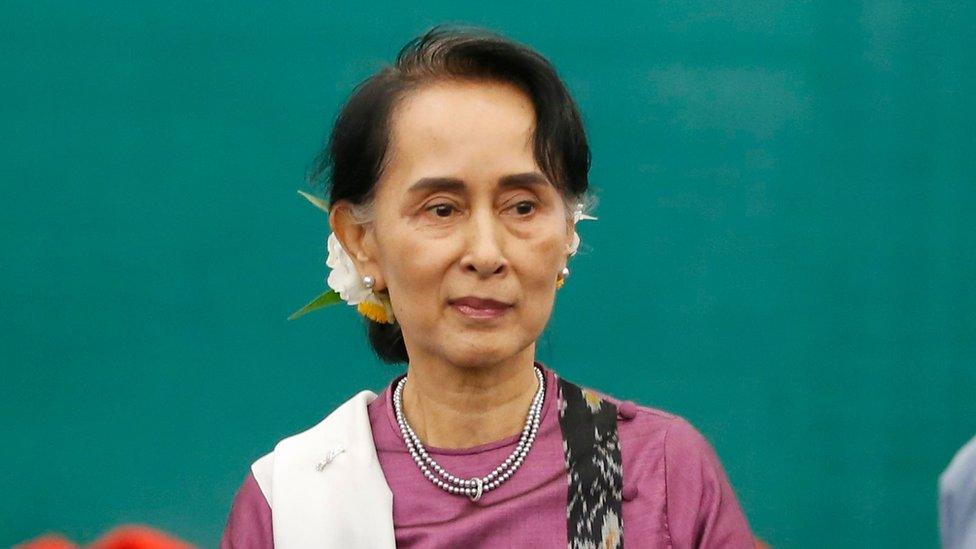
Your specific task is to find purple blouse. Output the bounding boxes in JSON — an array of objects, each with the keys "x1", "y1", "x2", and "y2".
[{"x1": 221, "y1": 365, "x2": 755, "y2": 548}]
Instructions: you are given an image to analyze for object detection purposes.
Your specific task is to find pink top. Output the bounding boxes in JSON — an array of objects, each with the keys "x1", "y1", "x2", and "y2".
[{"x1": 221, "y1": 364, "x2": 755, "y2": 548}]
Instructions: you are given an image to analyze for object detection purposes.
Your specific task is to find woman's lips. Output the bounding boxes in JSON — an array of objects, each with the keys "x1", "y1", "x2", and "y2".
[{"x1": 449, "y1": 297, "x2": 513, "y2": 320}]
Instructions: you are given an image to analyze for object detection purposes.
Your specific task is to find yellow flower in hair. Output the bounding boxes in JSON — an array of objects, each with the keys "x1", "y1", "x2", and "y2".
[{"x1": 357, "y1": 297, "x2": 394, "y2": 324}]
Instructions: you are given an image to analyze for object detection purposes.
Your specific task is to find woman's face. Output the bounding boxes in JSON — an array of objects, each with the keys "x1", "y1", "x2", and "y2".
[{"x1": 344, "y1": 79, "x2": 574, "y2": 368}]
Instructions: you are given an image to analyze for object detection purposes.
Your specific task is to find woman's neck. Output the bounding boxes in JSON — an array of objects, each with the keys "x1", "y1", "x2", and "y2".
[{"x1": 399, "y1": 348, "x2": 541, "y2": 450}]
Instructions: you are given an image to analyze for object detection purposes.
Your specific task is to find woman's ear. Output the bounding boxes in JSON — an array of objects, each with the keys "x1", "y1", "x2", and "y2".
[{"x1": 329, "y1": 201, "x2": 386, "y2": 290}]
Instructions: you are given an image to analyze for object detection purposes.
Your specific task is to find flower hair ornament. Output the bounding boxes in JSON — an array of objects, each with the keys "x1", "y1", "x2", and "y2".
[{"x1": 288, "y1": 189, "x2": 596, "y2": 321}]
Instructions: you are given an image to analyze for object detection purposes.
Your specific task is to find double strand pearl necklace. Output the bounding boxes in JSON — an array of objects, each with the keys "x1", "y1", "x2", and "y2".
[{"x1": 392, "y1": 365, "x2": 545, "y2": 502}]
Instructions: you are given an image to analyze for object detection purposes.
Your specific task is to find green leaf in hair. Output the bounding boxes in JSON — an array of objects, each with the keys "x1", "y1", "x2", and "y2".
[
  {"x1": 288, "y1": 289, "x2": 343, "y2": 320},
  {"x1": 297, "y1": 189, "x2": 330, "y2": 213}
]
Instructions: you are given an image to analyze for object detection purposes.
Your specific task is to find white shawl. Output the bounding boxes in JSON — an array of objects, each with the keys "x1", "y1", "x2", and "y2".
[{"x1": 250, "y1": 389, "x2": 397, "y2": 548}]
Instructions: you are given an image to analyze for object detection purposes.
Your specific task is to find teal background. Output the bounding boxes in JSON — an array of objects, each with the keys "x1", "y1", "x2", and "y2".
[{"x1": 2, "y1": 2, "x2": 974, "y2": 547}]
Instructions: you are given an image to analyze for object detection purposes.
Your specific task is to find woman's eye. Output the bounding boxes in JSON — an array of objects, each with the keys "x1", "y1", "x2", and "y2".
[
  {"x1": 427, "y1": 203, "x2": 457, "y2": 218},
  {"x1": 511, "y1": 200, "x2": 537, "y2": 216}
]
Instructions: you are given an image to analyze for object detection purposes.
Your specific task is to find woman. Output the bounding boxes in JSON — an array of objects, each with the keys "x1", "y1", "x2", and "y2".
[{"x1": 221, "y1": 25, "x2": 755, "y2": 548}]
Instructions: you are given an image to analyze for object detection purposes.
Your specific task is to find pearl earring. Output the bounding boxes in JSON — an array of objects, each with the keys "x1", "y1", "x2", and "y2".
[
  {"x1": 560, "y1": 267, "x2": 570, "y2": 279},
  {"x1": 362, "y1": 275, "x2": 375, "y2": 290}
]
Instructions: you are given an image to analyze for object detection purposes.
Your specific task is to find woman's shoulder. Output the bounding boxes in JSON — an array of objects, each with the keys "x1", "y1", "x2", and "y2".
[
  {"x1": 260, "y1": 387, "x2": 381, "y2": 449},
  {"x1": 570, "y1": 382, "x2": 754, "y2": 546},
  {"x1": 234, "y1": 388, "x2": 378, "y2": 503},
  {"x1": 573, "y1": 382, "x2": 730, "y2": 476},
  {"x1": 566, "y1": 381, "x2": 685, "y2": 437}
]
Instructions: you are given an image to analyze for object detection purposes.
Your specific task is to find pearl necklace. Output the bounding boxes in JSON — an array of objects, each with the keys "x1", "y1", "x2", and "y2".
[{"x1": 392, "y1": 365, "x2": 545, "y2": 502}]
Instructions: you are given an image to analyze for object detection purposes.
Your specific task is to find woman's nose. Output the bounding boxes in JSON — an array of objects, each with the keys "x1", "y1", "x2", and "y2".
[{"x1": 461, "y1": 209, "x2": 508, "y2": 277}]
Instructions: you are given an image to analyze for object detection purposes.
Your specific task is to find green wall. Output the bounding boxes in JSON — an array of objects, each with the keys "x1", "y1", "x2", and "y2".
[{"x1": 2, "y1": 2, "x2": 973, "y2": 547}]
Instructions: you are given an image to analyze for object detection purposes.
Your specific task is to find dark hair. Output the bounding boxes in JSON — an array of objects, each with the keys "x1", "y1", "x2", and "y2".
[{"x1": 307, "y1": 24, "x2": 595, "y2": 364}]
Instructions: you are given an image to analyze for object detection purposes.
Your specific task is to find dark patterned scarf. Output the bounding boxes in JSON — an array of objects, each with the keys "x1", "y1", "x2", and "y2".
[{"x1": 557, "y1": 376, "x2": 624, "y2": 548}]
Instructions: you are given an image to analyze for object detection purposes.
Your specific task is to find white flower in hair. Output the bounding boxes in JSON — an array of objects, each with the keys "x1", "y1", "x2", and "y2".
[
  {"x1": 568, "y1": 203, "x2": 598, "y2": 256},
  {"x1": 325, "y1": 232, "x2": 396, "y2": 323},
  {"x1": 289, "y1": 190, "x2": 396, "y2": 323},
  {"x1": 326, "y1": 232, "x2": 371, "y2": 305}
]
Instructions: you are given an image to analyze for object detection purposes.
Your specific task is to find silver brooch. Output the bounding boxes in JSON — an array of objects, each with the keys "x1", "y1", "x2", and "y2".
[{"x1": 315, "y1": 445, "x2": 346, "y2": 471}]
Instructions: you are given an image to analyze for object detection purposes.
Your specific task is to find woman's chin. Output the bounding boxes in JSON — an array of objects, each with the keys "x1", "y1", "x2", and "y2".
[
  {"x1": 443, "y1": 338, "x2": 520, "y2": 366},
  {"x1": 440, "y1": 341, "x2": 515, "y2": 368}
]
